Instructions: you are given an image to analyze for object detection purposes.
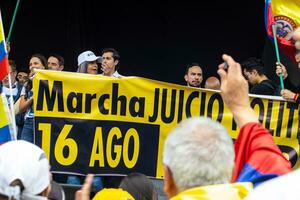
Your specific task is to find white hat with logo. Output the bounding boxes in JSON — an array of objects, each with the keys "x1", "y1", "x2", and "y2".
[{"x1": 77, "y1": 51, "x2": 102, "y2": 66}]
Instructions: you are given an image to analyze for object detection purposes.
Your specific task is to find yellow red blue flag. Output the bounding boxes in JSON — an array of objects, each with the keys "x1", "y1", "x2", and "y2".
[
  {"x1": 265, "y1": 0, "x2": 300, "y2": 60},
  {"x1": 0, "y1": 94, "x2": 12, "y2": 144},
  {"x1": 0, "y1": 10, "x2": 9, "y2": 80}
]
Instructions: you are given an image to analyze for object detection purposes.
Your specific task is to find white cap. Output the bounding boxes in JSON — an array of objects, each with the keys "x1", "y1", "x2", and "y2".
[
  {"x1": 0, "y1": 140, "x2": 50, "y2": 196},
  {"x1": 77, "y1": 51, "x2": 102, "y2": 66}
]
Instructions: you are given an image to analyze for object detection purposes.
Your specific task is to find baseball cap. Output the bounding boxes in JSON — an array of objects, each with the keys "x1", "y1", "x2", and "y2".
[
  {"x1": 0, "y1": 140, "x2": 50, "y2": 198},
  {"x1": 77, "y1": 51, "x2": 102, "y2": 66},
  {"x1": 93, "y1": 188, "x2": 135, "y2": 200}
]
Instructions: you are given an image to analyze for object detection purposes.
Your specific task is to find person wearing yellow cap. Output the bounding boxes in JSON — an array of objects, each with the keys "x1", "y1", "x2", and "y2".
[{"x1": 93, "y1": 188, "x2": 134, "y2": 200}]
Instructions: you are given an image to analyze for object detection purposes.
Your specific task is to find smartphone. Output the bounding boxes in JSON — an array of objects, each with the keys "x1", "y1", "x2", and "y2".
[{"x1": 223, "y1": 62, "x2": 229, "y2": 71}]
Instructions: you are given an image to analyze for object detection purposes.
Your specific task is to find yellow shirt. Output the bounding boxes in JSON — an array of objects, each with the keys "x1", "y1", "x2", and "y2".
[{"x1": 171, "y1": 182, "x2": 253, "y2": 200}]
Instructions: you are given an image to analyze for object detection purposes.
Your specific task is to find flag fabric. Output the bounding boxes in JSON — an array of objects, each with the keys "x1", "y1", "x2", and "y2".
[
  {"x1": 0, "y1": 11, "x2": 9, "y2": 81},
  {"x1": 0, "y1": 94, "x2": 12, "y2": 144},
  {"x1": 232, "y1": 122, "x2": 291, "y2": 187},
  {"x1": 265, "y1": 0, "x2": 300, "y2": 60}
]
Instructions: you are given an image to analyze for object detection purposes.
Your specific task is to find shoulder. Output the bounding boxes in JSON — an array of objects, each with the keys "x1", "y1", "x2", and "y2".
[
  {"x1": 113, "y1": 71, "x2": 123, "y2": 78},
  {"x1": 251, "y1": 80, "x2": 278, "y2": 95}
]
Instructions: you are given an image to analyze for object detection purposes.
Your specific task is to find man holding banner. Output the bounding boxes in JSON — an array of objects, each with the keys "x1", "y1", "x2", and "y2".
[
  {"x1": 241, "y1": 57, "x2": 279, "y2": 96},
  {"x1": 100, "y1": 48, "x2": 122, "y2": 78}
]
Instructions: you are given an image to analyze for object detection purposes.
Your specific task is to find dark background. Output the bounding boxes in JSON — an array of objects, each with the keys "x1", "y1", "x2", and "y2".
[{"x1": 3, "y1": 0, "x2": 297, "y2": 86}]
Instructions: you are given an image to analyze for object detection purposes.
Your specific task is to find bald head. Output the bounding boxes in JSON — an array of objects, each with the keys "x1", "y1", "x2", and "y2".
[
  {"x1": 204, "y1": 76, "x2": 221, "y2": 90},
  {"x1": 293, "y1": 27, "x2": 300, "y2": 50}
]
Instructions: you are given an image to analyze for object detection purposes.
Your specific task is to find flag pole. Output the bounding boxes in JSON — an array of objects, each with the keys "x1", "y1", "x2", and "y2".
[
  {"x1": 7, "y1": 0, "x2": 21, "y2": 43},
  {"x1": 0, "y1": 10, "x2": 17, "y2": 140},
  {"x1": 272, "y1": 23, "x2": 285, "y2": 90},
  {"x1": 7, "y1": 73, "x2": 18, "y2": 140}
]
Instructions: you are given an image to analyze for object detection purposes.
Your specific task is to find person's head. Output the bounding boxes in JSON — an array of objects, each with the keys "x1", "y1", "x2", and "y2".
[
  {"x1": 241, "y1": 57, "x2": 265, "y2": 85},
  {"x1": 48, "y1": 54, "x2": 64, "y2": 71},
  {"x1": 293, "y1": 27, "x2": 300, "y2": 50},
  {"x1": 77, "y1": 51, "x2": 102, "y2": 74},
  {"x1": 29, "y1": 54, "x2": 47, "y2": 77},
  {"x1": 93, "y1": 188, "x2": 134, "y2": 200},
  {"x1": 184, "y1": 63, "x2": 203, "y2": 87},
  {"x1": 163, "y1": 117, "x2": 234, "y2": 198},
  {"x1": 0, "y1": 140, "x2": 51, "y2": 200},
  {"x1": 2, "y1": 60, "x2": 18, "y2": 86},
  {"x1": 119, "y1": 173, "x2": 157, "y2": 200},
  {"x1": 101, "y1": 48, "x2": 120, "y2": 76},
  {"x1": 17, "y1": 69, "x2": 29, "y2": 85},
  {"x1": 295, "y1": 49, "x2": 300, "y2": 69},
  {"x1": 204, "y1": 76, "x2": 221, "y2": 90}
]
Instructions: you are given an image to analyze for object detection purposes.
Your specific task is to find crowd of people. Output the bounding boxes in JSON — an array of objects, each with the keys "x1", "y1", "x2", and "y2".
[{"x1": 0, "y1": 27, "x2": 300, "y2": 199}]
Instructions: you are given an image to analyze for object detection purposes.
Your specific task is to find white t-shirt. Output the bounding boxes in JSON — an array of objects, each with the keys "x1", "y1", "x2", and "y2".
[{"x1": 246, "y1": 169, "x2": 300, "y2": 200}]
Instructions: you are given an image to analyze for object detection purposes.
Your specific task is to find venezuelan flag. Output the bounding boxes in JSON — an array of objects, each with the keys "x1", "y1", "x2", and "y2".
[
  {"x1": 265, "y1": 0, "x2": 300, "y2": 60},
  {"x1": 0, "y1": 11, "x2": 9, "y2": 81},
  {"x1": 0, "y1": 94, "x2": 12, "y2": 144}
]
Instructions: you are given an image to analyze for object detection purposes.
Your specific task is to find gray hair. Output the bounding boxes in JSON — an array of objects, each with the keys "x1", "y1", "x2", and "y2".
[
  {"x1": 163, "y1": 117, "x2": 234, "y2": 192},
  {"x1": 76, "y1": 62, "x2": 88, "y2": 73}
]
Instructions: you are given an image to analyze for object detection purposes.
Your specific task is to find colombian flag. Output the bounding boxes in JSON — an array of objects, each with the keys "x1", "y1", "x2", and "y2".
[
  {"x1": 265, "y1": 0, "x2": 300, "y2": 60},
  {"x1": 232, "y1": 123, "x2": 291, "y2": 187},
  {"x1": 0, "y1": 94, "x2": 12, "y2": 144},
  {"x1": 0, "y1": 11, "x2": 9, "y2": 81}
]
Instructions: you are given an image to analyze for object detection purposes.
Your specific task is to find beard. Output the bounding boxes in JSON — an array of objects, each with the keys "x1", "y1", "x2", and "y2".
[{"x1": 189, "y1": 81, "x2": 200, "y2": 87}]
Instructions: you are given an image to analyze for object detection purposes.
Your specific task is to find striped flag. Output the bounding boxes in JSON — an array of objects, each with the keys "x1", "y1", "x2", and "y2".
[
  {"x1": 0, "y1": 94, "x2": 12, "y2": 144},
  {"x1": 265, "y1": 0, "x2": 300, "y2": 60},
  {"x1": 0, "y1": 10, "x2": 9, "y2": 80},
  {"x1": 233, "y1": 123, "x2": 291, "y2": 187}
]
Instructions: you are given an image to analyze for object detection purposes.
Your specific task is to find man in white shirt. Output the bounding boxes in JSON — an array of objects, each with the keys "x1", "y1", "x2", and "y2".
[{"x1": 100, "y1": 48, "x2": 122, "y2": 78}]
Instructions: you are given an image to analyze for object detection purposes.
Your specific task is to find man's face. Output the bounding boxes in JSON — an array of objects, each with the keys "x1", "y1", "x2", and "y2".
[
  {"x1": 295, "y1": 53, "x2": 300, "y2": 69},
  {"x1": 101, "y1": 52, "x2": 118, "y2": 76},
  {"x1": 2, "y1": 66, "x2": 17, "y2": 86},
  {"x1": 48, "y1": 56, "x2": 63, "y2": 71},
  {"x1": 17, "y1": 72, "x2": 29, "y2": 85},
  {"x1": 184, "y1": 66, "x2": 203, "y2": 87},
  {"x1": 243, "y1": 69, "x2": 258, "y2": 85}
]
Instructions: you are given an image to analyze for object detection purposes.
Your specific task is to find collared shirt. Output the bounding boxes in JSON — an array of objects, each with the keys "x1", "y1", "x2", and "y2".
[{"x1": 101, "y1": 71, "x2": 122, "y2": 78}]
